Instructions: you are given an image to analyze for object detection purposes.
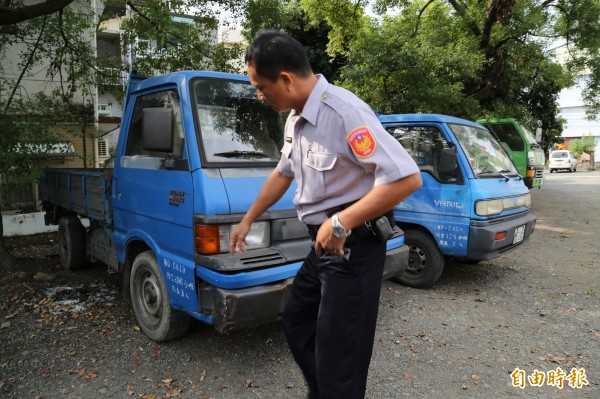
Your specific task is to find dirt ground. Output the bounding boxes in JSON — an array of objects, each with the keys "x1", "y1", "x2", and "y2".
[{"x1": 1, "y1": 171, "x2": 599, "y2": 399}]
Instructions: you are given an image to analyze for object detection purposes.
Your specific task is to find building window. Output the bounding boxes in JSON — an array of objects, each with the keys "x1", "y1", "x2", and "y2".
[{"x1": 97, "y1": 139, "x2": 108, "y2": 157}]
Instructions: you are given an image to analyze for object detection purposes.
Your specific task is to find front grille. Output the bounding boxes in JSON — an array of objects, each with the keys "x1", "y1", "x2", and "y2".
[
  {"x1": 534, "y1": 169, "x2": 544, "y2": 178},
  {"x1": 239, "y1": 252, "x2": 286, "y2": 267}
]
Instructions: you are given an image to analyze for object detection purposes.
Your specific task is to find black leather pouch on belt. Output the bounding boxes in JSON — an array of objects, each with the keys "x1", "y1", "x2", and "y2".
[{"x1": 325, "y1": 202, "x2": 395, "y2": 243}]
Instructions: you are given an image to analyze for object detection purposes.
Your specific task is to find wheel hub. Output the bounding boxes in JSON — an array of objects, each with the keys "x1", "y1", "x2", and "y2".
[
  {"x1": 139, "y1": 273, "x2": 162, "y2": 323},
  {"x1": 407, "y1": 244, "x2": 427, "y2": 274}
]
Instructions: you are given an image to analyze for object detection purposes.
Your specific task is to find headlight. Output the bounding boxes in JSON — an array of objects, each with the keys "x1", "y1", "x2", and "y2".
[
  {"x1": 475, "y1": 194, "x2": 531, "y2": 216},
  {"x1": 475, "y1": 199, "x2": 504, "y2": 216},
  {"x1": 195, "y1": 221, "x2": 270, "y2": 254}
]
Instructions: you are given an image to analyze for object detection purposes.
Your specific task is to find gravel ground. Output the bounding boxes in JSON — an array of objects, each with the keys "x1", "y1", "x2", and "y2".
[{"x1": 1, "y1": 171, "x2": 599, "y2": 399}]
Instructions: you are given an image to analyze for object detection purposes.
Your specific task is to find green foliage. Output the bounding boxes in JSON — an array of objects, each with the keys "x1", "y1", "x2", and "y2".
[
  {"x1": 568, "y1": 135, "x2": 596, "y2": 158},
  {"x1": 339, "y1": 2, "x2": 484, "y2": 118},
  {"x1": 243, "y1": 0, "x2": 345, "y2": 82},
  {"x1": 298, "y1": 0, "x2": 600, "y2": 134}
]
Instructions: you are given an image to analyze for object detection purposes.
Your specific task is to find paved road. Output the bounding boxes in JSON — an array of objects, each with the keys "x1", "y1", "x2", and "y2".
[{"x1": 1, "y1": 171, "x2": 599, "y2": 399}]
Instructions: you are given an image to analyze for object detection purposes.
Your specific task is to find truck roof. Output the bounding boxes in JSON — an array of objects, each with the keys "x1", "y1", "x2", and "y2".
[
  {"x1": 127, "y1": 70, "x2": 250, "y2": 94},
  {"x1": 377, "y1": 113, "x2": 483, "y2": 128}
]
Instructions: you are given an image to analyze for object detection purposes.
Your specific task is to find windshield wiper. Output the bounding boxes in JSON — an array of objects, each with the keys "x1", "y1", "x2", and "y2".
[
  {"x1": 213, "y1": 150, "x2": 272, "y2": 159},
  {"x1": 477, "y1": 169, "x2": 516, "y2": 181}
]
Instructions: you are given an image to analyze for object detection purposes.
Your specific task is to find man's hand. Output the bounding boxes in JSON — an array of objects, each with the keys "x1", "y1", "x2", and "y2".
[
  {"x1": 314, "y1": 218, "x2": 346, "y2": 257},
  {"x1": 230, "y1": 221, "x2": 251, "y2": 254}
]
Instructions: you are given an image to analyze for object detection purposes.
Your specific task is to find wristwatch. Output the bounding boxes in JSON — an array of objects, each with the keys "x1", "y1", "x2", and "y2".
[{"x1": 331, "y1": 213, "x2": 351, "y2": 238}]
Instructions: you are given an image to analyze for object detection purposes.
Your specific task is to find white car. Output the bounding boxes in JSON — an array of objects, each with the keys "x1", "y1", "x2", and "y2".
[{"x1": 549, "y1": 150, "x2": 577, "y2": 173}]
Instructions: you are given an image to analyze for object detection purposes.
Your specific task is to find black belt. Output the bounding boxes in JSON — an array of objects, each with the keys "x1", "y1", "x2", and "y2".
[{"x1": 305, "y1": 201, "x2": 395, "y2": 244}]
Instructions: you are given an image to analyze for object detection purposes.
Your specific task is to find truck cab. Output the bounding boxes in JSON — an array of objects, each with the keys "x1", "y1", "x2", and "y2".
[
  {"x1": 378, "y1": 114, "x2": 536, "y2": 288},
  {"x1": 477, "y1": 118, "x2": 545, "y2": 189}
]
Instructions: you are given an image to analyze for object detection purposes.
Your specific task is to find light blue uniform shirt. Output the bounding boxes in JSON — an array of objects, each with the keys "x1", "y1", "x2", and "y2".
[{"x1": 278, "y1": 75, "x2": 419, "y2": 224}]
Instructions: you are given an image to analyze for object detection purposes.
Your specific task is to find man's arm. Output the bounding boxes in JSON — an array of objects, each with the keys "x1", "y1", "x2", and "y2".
[
  {"x1": 230, "y1": 168, "x2": 293, "y2": 254},
  {"x1": 315, "y1": 172, "x2": 422, "y2": 256}
]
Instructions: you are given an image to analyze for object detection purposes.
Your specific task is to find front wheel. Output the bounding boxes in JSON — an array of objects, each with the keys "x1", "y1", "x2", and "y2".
[
  {"x1": 130, "y1": 251, "x2": 190, "y2": 341},
  {"x1": 394, "y1": 230, "x2": 444, "y2": 288}
]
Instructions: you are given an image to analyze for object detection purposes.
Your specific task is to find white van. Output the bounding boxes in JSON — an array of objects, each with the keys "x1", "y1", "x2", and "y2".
[{"x1": 549, "y1": 150, "x2": 577, "y2": 173}]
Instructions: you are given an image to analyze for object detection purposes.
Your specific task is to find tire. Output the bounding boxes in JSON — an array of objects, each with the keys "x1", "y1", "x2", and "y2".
[
  {"x1": 549, "y1": 169, "x2": 554, "y2": 173},
  {"x1": 57, "y1": 216, "x2": 86, "y2": 270},
  {"x1": 394, "y1": 230, "x2": 444, "y2": 288},
  {"x1": 130, "y1": 250, "x2": 190, "y2": 341}
]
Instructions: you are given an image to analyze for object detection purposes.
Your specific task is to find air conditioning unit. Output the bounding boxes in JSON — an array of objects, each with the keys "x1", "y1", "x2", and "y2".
[{"x1": 98, "y1": 104, "x2": 112, "y2": 117}]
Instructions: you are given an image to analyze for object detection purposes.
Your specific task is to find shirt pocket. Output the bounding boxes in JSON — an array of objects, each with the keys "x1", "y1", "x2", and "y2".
[{"x1": 305, "y1": 150, "x2": 338, "y2": 200}]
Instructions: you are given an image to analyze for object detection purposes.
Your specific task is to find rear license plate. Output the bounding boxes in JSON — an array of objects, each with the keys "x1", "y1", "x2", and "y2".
[{"x1": 513, "y1": 225, "x2": 526, "y2": 244}]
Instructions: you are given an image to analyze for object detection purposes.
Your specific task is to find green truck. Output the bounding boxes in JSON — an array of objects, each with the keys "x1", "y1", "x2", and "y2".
[{"x1": 477, "y1": 118, "x2": 545, "y2": 189}]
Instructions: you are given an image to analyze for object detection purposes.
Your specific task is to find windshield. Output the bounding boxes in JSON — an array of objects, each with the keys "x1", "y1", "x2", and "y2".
[
  {"x1": 448, "y1": 123, "x2": 519, "y2": 177},
  {"x1": 520, "y1": 125, "x2": 538, "y2": 145},
  {"x1": 551, "y1": 151, "x2": 569, "y2": 159},
  {"x1": 193, "y1": 78, "x2": 283, "y2": 165}
]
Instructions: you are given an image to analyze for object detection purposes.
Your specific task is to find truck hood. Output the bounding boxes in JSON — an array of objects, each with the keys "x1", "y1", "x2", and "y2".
[{"x1": 195, "y1": 168, "x2": 297, "y2": 215}]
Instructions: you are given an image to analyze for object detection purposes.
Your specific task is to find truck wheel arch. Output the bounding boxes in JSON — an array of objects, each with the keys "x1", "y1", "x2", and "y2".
[{"x1": 129, "y1": 250, "x2": 191, "y2": 341}]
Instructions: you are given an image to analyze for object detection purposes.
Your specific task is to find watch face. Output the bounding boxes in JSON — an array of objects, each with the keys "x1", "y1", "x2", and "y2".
[{"x1": 333, "y1": 226, "x2": 345, "y2": 238}]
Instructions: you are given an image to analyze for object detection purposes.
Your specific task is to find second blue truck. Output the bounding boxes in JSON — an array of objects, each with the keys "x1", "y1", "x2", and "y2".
[{"x1": 378, "y1": 114, "x2": 536, "y2": 288}]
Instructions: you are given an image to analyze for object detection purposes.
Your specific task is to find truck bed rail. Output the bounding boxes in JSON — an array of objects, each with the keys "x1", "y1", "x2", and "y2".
[{"x1": 39, "y1": 168, "x2": 113, "y2": 225}]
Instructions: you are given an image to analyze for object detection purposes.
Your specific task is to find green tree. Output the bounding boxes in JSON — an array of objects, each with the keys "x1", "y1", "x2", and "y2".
[
  {"x1": 1, "y1": 3, "x2": 99, "y2": 270},
  {"x1": 569, "y1": 135, "x2": 596, "y2": 167},
  {"x1": 243, "y1": 0, "x2": 345, "y2": 82},
  {"x1": 0, "y1": 0, "x2": 248, "y2": 270},
  {"x1": 300, "y1": 0, "x2": 600, "y2": 140}
]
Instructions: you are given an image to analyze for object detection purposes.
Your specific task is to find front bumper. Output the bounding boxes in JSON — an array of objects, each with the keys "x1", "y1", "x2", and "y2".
[
  {"x1": 524, "y1": 167, "x2": 544, "y2": 188},
  {"x1": 195, "y1": 234, "x2": 408, "y2": 334},
  {"x1": 467, "y1": 212, "x2": 536, "y2": 260}
]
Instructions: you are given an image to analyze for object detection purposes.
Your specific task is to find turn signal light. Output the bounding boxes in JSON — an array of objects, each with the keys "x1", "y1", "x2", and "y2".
[
  {"x1": 195, "y1": 224, "x2": 222, "y2": 254},
  {"x1": 526, "y1": 169, "x2": 534, "y2": 178},
  {"x1": 494, "y1": 231, "x2": 506, "y2": 241}
]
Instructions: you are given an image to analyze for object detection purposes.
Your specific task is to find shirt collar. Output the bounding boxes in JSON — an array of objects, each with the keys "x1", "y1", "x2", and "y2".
[{"x1": 299, "y1": 74, "x2": 328, "y2": 126}]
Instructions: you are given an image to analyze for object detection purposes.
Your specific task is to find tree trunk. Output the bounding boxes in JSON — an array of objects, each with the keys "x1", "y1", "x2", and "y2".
[{"x1": 0, "y1": 217, "x2": 18, "y2": 271}]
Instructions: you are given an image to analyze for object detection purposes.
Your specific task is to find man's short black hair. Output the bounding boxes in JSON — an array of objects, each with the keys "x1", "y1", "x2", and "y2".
[{"x1": 245, "y1": 30, "x2": 313, "y2": 82}]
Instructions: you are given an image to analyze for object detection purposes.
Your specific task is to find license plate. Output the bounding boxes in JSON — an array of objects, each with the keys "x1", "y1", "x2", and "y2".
[{"x1": 513, "y1": 225, "x2": 526, "y2": 244}]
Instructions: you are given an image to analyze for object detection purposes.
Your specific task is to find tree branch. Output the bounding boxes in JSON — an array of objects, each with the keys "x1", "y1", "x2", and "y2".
[
  {"x1": 126, "y1": 1, "x2": 212, "y2": 60},
  {"x1": 412, "y1": 0, "x2": 436, "y2": 38},
  {"x1": 4, "y1": 16, "x2": 47, "y2": 113},
  {"x1": 0, "y1": 0, "x2": 74, "y2": 26}
]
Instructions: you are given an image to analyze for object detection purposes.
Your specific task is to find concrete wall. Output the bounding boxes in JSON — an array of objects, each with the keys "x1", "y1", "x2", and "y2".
[
  {"x1": 2, "y1": 212, "x2": 57, "y2": 236},
  {"x1": 2, "y1": 212, "x2": 90, "y2": 236}
]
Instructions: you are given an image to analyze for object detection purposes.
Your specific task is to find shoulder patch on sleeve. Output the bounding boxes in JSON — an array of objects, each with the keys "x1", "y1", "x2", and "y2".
[{"x1": 346, "y1": 126, "x2": 376, "y2": 158}]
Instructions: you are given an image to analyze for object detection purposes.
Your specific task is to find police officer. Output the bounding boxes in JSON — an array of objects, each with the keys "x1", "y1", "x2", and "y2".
[{"x1": 230, "y1": 30, "x2": 422, "y2": 399}]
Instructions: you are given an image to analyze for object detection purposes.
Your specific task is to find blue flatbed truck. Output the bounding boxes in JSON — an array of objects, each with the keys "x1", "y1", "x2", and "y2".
[
  {"x1": 39, "y1": 71, "x2": 408, "y2": 341},
  {"x1": 378, "y1": 114, "x2": 537, "y2": 288}
]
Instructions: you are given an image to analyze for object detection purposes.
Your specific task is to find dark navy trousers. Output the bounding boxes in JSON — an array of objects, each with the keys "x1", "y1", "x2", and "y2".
[{"x1": 283, "y1": 239, "x2": 386, "y2": 399}]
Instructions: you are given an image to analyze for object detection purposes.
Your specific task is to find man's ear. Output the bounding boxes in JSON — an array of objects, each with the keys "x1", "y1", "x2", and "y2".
[{"x1": 280, "y1": 71, "x2": 294, "y2": 89}]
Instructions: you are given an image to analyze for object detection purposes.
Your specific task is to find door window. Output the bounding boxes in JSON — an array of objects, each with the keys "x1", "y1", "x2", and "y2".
[
  {"x1": 123, "y1": 89, "x2": 187, "y2": 170},
  {"x1": 386, "y1": 125, "x2": 456, "y2": 182}
]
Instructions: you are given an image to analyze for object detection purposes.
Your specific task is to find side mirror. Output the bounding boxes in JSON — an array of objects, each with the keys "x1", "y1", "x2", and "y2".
[
  {"x1": 438, "y1": 147, "x2": 458, "y2": 179},
  {"x1": 535, "y1": 127, "x2": 542, "y2": 143},
  {"x1": 142, "y1": 107, "x2": 174, "y2": 152}
]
